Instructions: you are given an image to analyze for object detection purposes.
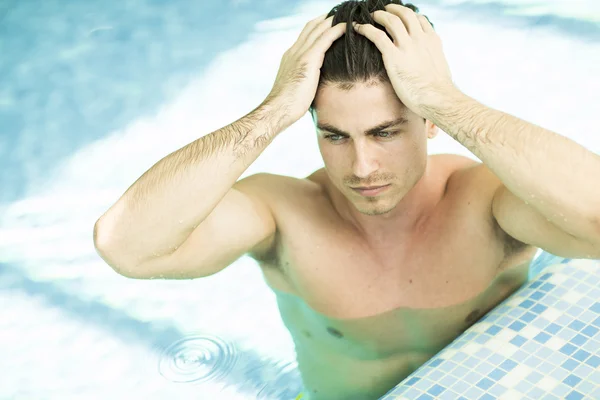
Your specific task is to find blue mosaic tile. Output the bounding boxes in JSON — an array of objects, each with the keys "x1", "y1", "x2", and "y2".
[
  {"x1": 382, "y1": 257, "x2": 600, "y2": 400},
  {"x1": 582, "y1": 325, "x2": 599, "y2": 337},
  {"x1": 562, "y1": 358, "x2": 579, "y2": 371},
  {"x1": 571, "y1": 334, "x2": 588, "y2": 346},
  {"x1": 531, "y1": 304, "x2": 548, "y2": 314},
  {"x1": 530, "y1": 281, "x2": 543, "y2": 289},
  {"x1": 427, "y1": 384, "x2": 446, "y2": 396},
  {"x1": 563, "y1": 374, "x2": 582, "y2": 387},
  {"x1": 546, "y1": 322, "x2": 561, "y2": 334},
  {"x1": 488, "y1": 368, "x2": 506, "y2": 381},
  {"x1": 486, "y1": 325, "x2": 502, "y2": 335},
  {"x1": 565, "y1": 391, "x2": 585, "y2": 400},
  {"x1": 569, "y1": 320, "x2": 586, "y2": 331},
  {"x1": 534, "y1": 332, "x2": 551, "y2": 343},
  {"x1": 520, "y1": 312, "x2": 537, "y2": 323},
  {"x1": 476, "y1": 378, "x2": 494, "y2": 390},
  {"x1": 520, "y1": 299, "x2": 535, "y2": 308},
  {"x1": 540, "y1": 283, "x2": 556, "y2": 291},
  {"x1": 531, "y1": 291, "x2": 546, "y2": 300},
  {"x1": 572, "y1": 349, "x2": 591, "y2": 362},
  {"x1": 428, "y1": 358, "x2": 443, "y2": 368},
  {"x1": 586, "y1": 355, "x2": 600, "y2": 368},
  {"x1": 559, "y1": 343, "x2": 578, "y2": 356},
  {"x1": 499, "y1": 359, "x2": 518, "y2": 371},
  {"x1": 404, "y1": 377, "x2": 420, "y2": 386}
]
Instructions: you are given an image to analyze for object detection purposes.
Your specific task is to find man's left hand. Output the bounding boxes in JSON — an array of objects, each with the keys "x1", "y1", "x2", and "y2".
[{"x1": 353, "y1": 4, "x2": 458, "y2": 116}]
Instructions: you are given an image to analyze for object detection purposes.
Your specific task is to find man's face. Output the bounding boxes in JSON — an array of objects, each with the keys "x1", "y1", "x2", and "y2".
[{"x1": 311, "y1": 80, "x2": 438, "y2": 216}]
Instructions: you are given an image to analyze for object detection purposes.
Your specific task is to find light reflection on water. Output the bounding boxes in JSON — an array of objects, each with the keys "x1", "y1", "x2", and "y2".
[{"x1": 158, "y1": 335, "x2": 238, "y2": 383}]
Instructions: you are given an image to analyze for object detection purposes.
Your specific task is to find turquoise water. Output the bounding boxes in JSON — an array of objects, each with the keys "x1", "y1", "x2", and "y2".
[{"x1": 1, "y1": 0, "x2": 598, "y2": 398}]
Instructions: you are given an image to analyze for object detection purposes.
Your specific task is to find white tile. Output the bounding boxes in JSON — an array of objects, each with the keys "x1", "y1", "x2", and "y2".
[
  {"x1": 540, "y1": 307, "x2": 562, "y2": 322},
  {"x1": 499, "y1": 364, "x2": 533, "y2": 389},
  {"x1": 562, "y1": 291, "x2": 584, "y2": 304},
  {"x1": 496, "y1": 342, "x2": 519, "y2": 358},
  {"x1": 520, "y1": 325, "x2": 541, "y2": 340},
  {"x1": 545, "y1": 336, "x2": 567, "y2": 351},
  {"x1": 536, "y1": 375, "x2": 559, "y2": 391}
]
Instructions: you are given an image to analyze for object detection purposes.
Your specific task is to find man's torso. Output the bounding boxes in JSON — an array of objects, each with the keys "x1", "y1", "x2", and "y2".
[{"x1": 249, "y1": 154, "x2": 537, "y2": 399}]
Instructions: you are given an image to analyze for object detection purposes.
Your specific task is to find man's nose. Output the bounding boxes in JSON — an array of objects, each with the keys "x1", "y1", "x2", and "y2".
[{"x1": 351, "y1": 143, "x2": 379, "y2": 178}]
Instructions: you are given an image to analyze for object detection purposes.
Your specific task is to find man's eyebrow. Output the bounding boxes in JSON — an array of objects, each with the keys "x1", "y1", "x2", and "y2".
[{"x1": 316, "y1": 117, "x2": 410, "y2": 136}]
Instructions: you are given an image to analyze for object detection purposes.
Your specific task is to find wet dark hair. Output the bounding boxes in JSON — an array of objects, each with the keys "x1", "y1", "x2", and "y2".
[{"x1": 310, "y1": 0, "x2": 433, "y2": 111}]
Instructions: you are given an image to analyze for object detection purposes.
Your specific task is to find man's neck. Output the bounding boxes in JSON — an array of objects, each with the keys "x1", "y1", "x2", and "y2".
[{"x1": 331, "y1": 163, "x2": 440, "y2": 244}]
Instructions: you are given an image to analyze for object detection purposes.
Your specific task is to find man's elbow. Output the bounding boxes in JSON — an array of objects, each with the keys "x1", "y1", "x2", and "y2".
[{"x1": 93, "y1": 219, "x2": 144, "y2": 279}]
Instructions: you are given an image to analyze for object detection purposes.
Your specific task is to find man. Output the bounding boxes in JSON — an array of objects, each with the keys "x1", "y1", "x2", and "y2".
[{"x1": 93, "y1": 1, "x2": 600, "y2": 398}]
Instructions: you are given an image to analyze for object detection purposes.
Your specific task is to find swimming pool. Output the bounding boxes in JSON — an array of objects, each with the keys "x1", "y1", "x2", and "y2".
[{"x1": 1, "y1": 0, "x2": 599, "y2": 398}]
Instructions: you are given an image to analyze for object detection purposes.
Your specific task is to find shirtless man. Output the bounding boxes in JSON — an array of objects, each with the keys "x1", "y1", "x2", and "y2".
[{"x1": 93, "y1": 1, "x2": 600, "y2": 399}]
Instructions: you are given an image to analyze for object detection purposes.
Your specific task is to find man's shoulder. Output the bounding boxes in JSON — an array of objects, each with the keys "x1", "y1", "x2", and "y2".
[
  {"x1": 235, "y1": 169, "x2": 325, "y2": 206},
  {"x1": 432, "y1": 153, "x2": 480, "y2": 174},
  {"x1": 438, "y1": 154, "x2": 535, "y2": 257}
]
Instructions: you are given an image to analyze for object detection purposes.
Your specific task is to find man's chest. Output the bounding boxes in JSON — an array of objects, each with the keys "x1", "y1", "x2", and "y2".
[
  {"x1": 256, "y1": 158, "x2": 535, "y2": 354},
  {"x1": 264, "y1": 214, "x2": 532, "y2": 358},
  {"x1": 262, "y1": 189, "x2": 511, "y2": 316}
]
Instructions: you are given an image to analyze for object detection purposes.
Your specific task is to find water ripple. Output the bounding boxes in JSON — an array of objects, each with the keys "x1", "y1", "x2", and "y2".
[{"x1": 158, "y1": 334, "x2": 238, "y2": 384}]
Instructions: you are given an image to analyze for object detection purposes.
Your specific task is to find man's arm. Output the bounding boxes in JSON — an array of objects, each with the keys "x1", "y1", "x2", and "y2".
[
  {"x1": 94, "y1": 102, "x2": 283, "y2": 275},
  {"x1": 94, "y1": 14, "x2": 348, "y2": 277},
  {"x1": 424, "y1": 90, "x2": 600, "y2": 259},
  {"x1": 353, "y1": 4, "x2": 600, "y2": 258}
]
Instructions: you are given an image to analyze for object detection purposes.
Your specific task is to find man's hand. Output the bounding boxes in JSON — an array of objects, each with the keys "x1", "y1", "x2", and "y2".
[
  {"x1": 353, "y1": 4, "x2": 458, "y2": 116},
  {"x1": 264, "y1": 14, "x2": 347, "y2": 129}
]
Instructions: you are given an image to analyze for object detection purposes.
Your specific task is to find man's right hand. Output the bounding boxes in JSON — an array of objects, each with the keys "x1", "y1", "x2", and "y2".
[{"x1": 264, "y1": 14, "x2": 347, "y2": 128}]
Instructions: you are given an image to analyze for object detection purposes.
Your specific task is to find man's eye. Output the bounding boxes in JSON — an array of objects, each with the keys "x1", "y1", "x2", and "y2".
[
  {"x1": 325, "y1": 131, "x2": 398, "y2": 142},
  {"x1": 376, "y1": 131, "x2": 398, "y2": 138},
  {"x1": 326, "y1": 134, "x2": 346, "y2": 141}
]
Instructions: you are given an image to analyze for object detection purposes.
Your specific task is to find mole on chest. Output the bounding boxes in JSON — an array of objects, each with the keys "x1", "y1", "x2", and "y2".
[{"x1": 326, "y1": 326, "x2": 344, "y2": 338}]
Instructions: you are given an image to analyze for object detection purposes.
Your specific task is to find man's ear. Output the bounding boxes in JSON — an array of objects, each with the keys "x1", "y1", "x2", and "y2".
[{"x1": 426, "y1": 120, "x2": 439, "y2": 139}]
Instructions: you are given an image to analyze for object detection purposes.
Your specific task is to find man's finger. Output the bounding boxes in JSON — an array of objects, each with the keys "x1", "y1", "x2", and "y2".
[
  {"x1": 371, "y1": 10, "x2": 408, "y2": 45},
  {"x1": 301, "y1": 16, "x2": 336, "y2": 53},
  {"x1": 417, "y1": 14, "x2": 435, "y2": 33},
  {"x1": 384, "y1": 4, "x2": 423, "y2": 36},
  {"x1": 295, "y1": 13, "x2": 330, "y2": 50},
  {"x1": 309, "y1": 22, "x2": 347, "y2": 57},
  {"x1": 353, "y1": 23, "x2": 396, "y2": 55}
]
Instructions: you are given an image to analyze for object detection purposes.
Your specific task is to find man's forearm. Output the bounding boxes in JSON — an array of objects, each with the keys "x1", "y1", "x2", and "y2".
[
  {"x1": 94, "y1": 101, "x2": 284, "y2": 271},
  {"x1": 421, "y1": 89, "x2": 600, "y2": 241}
]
